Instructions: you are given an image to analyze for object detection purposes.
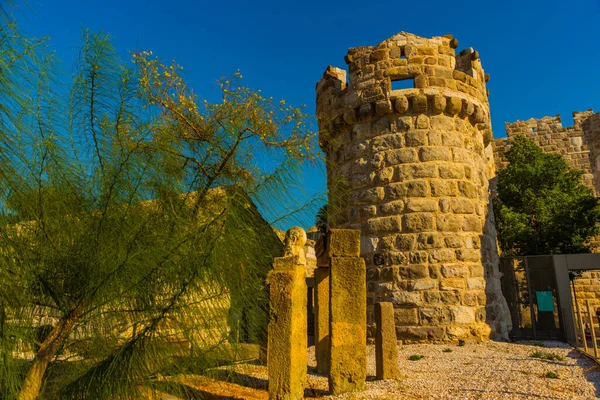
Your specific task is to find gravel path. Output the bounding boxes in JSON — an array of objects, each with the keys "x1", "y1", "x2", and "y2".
[
  {"x1": 154, "y1": 341, "x2": 600, "y2": 399},
  {"x1": 222, "y1": 340, "x2": 600, "y2": 399}
]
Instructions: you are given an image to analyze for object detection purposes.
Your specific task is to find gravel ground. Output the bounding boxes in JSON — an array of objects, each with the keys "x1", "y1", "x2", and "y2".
[{"x1": 220, "y1": 340, "x2": 600, "y2": 399}]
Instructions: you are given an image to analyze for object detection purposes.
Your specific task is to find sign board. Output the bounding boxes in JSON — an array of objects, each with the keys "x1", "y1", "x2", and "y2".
[{"x1": 536, "y1": 291, "x2": 555, "y2": 312}]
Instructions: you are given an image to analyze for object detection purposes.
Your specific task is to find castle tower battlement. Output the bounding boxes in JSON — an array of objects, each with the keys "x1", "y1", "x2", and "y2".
[
  {"x1": 493, "y1": 109, "x2": 598, "y2": 191},
  {"x1": 316, "y1": 32, "x2": 511, "y2": 343}
]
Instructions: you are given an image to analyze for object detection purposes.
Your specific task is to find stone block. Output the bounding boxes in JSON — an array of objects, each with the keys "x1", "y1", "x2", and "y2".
[
  {"x1": 452, "y1": 306, "x2": 475, "y2": 324},
  {"x1": 391, "y1": 290, "x2": 423, "y2": 307},
  {"x1": 273, "y1": 255, "x2": 301, "y2": 271},
  {"x1": 420, "y1": 147, "x2": 452, "y2": 162},
  {"x1": 430, "y1": 180, "x2": 458, "y2": 197},
  {"x1": 440, "y1": 291, "x2": 461, "y2": 305},
  {"x1": 268, "y1": 257, "x2": 307, "y2": 400},
  {"x1": 367, "y1": 216, "x2": 402, "y2": 234},
  {"x1": 440, "y1": 278, "x2": 466, "y2": 291},
  {"x1": 416, "y1": 232, "x2": 444, "y2": 249},
  {"x1": 402, "y1": 213, "x2": 434, "y2": 232},
  {"x1": 436, "y1": 214, "x2": 460, "y2": 232},
  {"x1": 379, "y1": 200, "x2": 404, "y2": 215},
  {"x1": 387, "y1": 181, "x2": 428, "y2": 199},
  {"x1": 395, "y1": 326, "x2": 445, "y2": 342},
  {"x1": 429, "y1": 249, "x2": 455, "y2": 263},
  {"x1": 405, "y1": 130, "x2": 428, "y2": 146},
  {"x1": 314, "y1": 267, "x2": 330, "y2": 375},
  {"x1": 431, "y1": 94, "x2": 446, "y2": 114},
  {"x1": 462, "y1": 216, "x2": 481, "y2": 232},
  {"x1": 419, "y1": 306, "x2": 452, "y2": 325},
  {"x1": 430, "y1": 115, "x2": 455, "y2": 131},
  {"x1": 405, "y1": 199, "x2": 437, "y2": 213},
  {"x1": 439, "y1": 165, "x2": 465, "y2": 179},
  {"x1": 376, "y1": 100, "x2": 393, "y2": 116},
  {"x1": 399, "y1": 264, "x2": 429, "y2": 279},
  {"x1": 328, "y1": 229, "x2": 361, "y2": 257},
  {"x1": 395, "y1": 234, "x2": 416, "y2": 251},
  {"x1": 456, "y1": 248, "x2": 480, "y2": 261},
  {"x1": 375, "y1": 302, "x2": 400, "y2": 380},
  {"x1": 441, "y1": 264, "x2": 469, "y2": 278},
  {"x1": 329, "y1": 256, "x2": 367, "y2": 394},
  {"x1": 451, "y1": 198, "x2": 474, "y2": 214},
  {"x1": 446, "y1": 97, "x2": 462, "y2": 115},
  {"x1": 416, "y1": 115, "x2": 430, "y2": 129},
  {"x1": 411, "y1": 279, "x2": 438, "y2": 291},
  {"x1": 412, "y1": 94, "x2": 428, "y2": 113},
  {"x1": 397, "y1": 164, "x2": 438, "y2": 180},
  {"x1": 394, "y1": 306, "x2": 419, "y2": 325},
  {"x1": 386, "y1": 148, "x2": 419, "y2": 165},
  {"x1": 394, "y1": 96, "x2": 409, "y2": 113}
]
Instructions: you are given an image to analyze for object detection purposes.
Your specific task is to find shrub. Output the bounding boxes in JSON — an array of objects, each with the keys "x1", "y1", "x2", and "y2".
[{"x1": 529, "y1": 351, "x2": 564, "y2": 362}]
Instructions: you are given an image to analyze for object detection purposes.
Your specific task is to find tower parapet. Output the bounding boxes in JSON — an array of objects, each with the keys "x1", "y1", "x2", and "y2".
[
  {"x1": 316, "y1": 32, "x2": 511, "y2": 343},
  {"x1": 493, "y1": 110, "x2": 597, "y2": 190}
]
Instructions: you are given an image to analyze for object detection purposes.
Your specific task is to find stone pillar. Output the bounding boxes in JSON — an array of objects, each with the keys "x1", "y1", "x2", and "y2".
[
  {"x1": 375, "y1": 302, "x2": 399, "y2": 380},
  {"x1": 267, "y1": 227, "x2": 308, "y2": 400},
  {"x1": 314, "y1": 236, "x2": 330, "y2": 375},
  {"x1": 316, "y1": 32, "x2": 510, "y2": 343},
  {"x1": 328, "y1": 229, "x2": 366, "y2": 394}
]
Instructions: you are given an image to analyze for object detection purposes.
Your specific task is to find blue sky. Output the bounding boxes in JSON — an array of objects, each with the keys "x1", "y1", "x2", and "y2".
[{"x1": 11, "y1": 0, "x2": 600, "y2": 227}]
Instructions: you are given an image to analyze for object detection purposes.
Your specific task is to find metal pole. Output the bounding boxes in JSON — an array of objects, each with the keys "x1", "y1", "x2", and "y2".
[
  {"x1": 586, "y1": 300, "x2": 599, "y2": 358},
  {"x1": 571, "y1": 279, "x2": 580, "y2": 347},
  {"x1": 523, "y1": 258, "x2": 537, "y2": 339},
  {"x1": 576, "y1": 299, "x2": 588, "y2": 353}
]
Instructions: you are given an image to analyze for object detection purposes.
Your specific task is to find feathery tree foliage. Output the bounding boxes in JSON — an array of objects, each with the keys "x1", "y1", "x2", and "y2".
[
  {"x1": 0, "y1": 7, "x2": 317, "y2": 399},
  {"x1": 494, "y1": 135, "x2": 600, "y2": 256}
]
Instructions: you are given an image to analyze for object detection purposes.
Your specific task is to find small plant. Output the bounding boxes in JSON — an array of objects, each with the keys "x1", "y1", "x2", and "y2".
[
  {"x1": 408, "y1": 354, "x2": 424, "y2": 361},
  {"x1": 458, "y1": 340, "x2": 466, "y2": 347},
  {"x1": 442, "y1": 348, "x2": 453, "y2": 353},
  {"x1": 544, "y1": 371, "x2": 560, "y2": 379},
  {"x1": 529, "y1": 351, "x2": 564, "y2": 362},
  {"x1": 531, "y1": 341, "x2": 546, "y2": 347}
]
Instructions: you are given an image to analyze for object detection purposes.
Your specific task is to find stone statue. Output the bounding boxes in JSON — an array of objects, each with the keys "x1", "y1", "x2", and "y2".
[{"x1": 283, "y1": 226, "x2": 307, "y2": 265}]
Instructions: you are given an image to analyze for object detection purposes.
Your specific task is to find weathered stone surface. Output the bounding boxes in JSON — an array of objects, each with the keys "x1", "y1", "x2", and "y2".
[
  {"x1": 268, "y1": 254, "x2": 307, "y2": 400},
  {"x1": 328, "y1": 229, "x2": 361, "y2": 257},
  {"x1": 316, "y1": 31, "x2": 511, "y2": 344},
  {"x1": 375, "y1": 302, "x2": 400, "y2": 380},
  {"x1": 314, "y1": 266, "x2": 330, "y2": 375},
  {"x1": 329, "y1": 256, "x2": 367, "y2": 394}
]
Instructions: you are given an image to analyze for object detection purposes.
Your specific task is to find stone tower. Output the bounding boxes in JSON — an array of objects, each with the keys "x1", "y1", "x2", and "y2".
[{"x1": 316, "y1": 32, "x2": 511, "y2": 342}]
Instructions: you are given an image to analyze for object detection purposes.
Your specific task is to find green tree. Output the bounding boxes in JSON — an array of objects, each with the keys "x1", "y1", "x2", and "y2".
[
  {"x1": 494, "y1": 135, "x2": 600, "y2": 256},
  {"x1": 0, "y1": 9, "x2": 317, "y2": 399}
]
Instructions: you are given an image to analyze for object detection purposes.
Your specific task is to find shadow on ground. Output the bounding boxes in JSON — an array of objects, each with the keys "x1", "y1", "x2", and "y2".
[
  {"x1": 151, "y1": 381, "x2": 246, "y2": 400},
  {"x1": 569, "y1": 349, "x2": 600, "y2": 397}
]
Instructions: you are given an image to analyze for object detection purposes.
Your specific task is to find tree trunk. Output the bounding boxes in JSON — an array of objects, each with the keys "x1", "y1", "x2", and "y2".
[{"x1": 18, "y1": 303, "x2": 84, "y2": 400}]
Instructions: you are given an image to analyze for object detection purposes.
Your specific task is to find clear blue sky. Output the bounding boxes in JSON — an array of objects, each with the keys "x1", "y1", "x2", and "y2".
[{"x1": 11, "y1": 0, "x2": 600, "y2": 227}]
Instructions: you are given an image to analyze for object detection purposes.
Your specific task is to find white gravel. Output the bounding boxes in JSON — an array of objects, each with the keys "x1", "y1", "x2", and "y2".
[
  {"x1": 212, "y1": 341, "x2": 600, "y2": 400},
  {"x1": 313, "y1": 341, "x2": 600, "y2": 399},
  {"x1": 228, "y1": 340, "x2": 600, "y2": 399}
]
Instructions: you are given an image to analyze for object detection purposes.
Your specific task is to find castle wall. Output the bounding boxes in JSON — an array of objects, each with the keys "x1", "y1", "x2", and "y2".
[
  {"x1": 493, "y1": 111, "x2": 600, "y2": 320},
  {"x1": 492, "y1": 110, "x2": 597, "y2": 192},
  {"x1": 316, "y1": 32, "x2": 511, "y2": 343}
]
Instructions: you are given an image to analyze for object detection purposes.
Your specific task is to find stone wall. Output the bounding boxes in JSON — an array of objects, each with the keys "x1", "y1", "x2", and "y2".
[
  {"x1": 316, "y1": 32, "x2": 511, "y2": 343},
  {"x1": 492, "y1": 110, "x2": 600, "y2": 193},
  {"x1": 574, "y1": 272, "x2": 600, "y2": 311}
]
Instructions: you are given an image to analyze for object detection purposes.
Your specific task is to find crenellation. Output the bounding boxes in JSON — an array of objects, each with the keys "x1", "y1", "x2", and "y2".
[{"x1": 494, "y1": 109, "x2": 600, "y2": 193}]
